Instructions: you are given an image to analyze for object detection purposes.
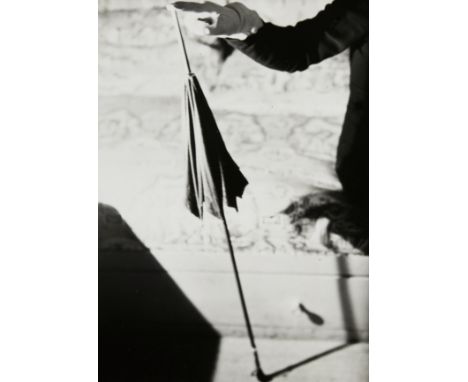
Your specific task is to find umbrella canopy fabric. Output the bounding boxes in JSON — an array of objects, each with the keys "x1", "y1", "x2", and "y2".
[{"x1": 184, "y1": 73, "x2": 248, "y2": 219}]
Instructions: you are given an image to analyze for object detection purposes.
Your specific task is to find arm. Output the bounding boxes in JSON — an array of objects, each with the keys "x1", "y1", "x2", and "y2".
[{"x1": 227, "y1": 0, "x2": 368, "y2": 73}]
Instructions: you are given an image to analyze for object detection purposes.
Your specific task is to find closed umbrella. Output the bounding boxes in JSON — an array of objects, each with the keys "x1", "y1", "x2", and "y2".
[{"x1": 170, "y1": 8, "x2": 269, "y2": 381}]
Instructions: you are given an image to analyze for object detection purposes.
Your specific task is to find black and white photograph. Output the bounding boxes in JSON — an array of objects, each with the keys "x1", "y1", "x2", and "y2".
[
  {"x1": 99, "y1": 1, "x2": 368, "y2": 381},
  {"x1": 2, "y1": 1, "x2": 468, "y2": 382}
]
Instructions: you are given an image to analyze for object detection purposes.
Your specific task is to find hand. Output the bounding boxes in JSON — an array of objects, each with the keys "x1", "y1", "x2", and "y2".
[{"x1": 169, "y1": 1, "x2": 264, "y2": 40}]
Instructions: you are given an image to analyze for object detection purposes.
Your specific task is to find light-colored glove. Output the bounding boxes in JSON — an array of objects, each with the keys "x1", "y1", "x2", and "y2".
[{"x1": 170, "y1": 1, "x2": 264, "y2": 40}]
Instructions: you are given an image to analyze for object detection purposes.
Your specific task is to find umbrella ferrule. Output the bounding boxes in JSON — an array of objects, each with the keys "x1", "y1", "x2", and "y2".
[{"x1": 171, "y1": 7, "x2": 192, "y2": 74}]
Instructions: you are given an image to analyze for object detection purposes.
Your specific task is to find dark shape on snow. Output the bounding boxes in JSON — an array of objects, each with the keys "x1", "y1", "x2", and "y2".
[{"x1": 98, "y1": 204, "x2": 220, "y2": 382}]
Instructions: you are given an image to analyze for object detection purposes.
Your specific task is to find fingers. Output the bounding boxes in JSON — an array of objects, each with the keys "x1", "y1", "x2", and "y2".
[
  {"x1": 168, "y1": 1, "x2": 232, "y2": 37},
  {"x1": 188, "y1": 19, "x2": 213, "y2": 36},
  {"x1": 204, "y1": 20, "x2": 225, "y2": 36},
  {"x1": 171, "y1": 1, "x2": 220, "y2": 14},
  {"x1": 188, "y1": 20, "x2": 221, "y2": 37}
]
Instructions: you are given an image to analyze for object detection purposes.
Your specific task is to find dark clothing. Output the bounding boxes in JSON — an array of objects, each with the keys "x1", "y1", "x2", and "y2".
[{"x1": 228, "y1": 0, "x2": 369, "y2": 204}]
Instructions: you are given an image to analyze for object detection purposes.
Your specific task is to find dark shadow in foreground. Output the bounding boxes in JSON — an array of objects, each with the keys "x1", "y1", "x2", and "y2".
[{"x1": 99, "y1": 203, "x2": 220, "y2": 382}]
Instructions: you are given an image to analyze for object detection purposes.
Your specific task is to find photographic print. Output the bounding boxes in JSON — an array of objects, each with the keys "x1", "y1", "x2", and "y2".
[{"x1": 98, "y1": 1, "x2": 369, "y2": 381}]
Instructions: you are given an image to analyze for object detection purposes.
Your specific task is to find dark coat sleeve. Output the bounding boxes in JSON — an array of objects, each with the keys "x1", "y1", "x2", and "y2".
[{"x1": 227, "y1": 0, "x2": 368, "y2": 73}]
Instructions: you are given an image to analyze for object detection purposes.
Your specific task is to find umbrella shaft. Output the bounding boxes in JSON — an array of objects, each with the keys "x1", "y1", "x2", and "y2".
[
  {"x1": 171, "y1": 8, "x2": 192, "y2": 74},
  {"x1": 221, "y1": 214, "x2": 259, "y2": 352}
]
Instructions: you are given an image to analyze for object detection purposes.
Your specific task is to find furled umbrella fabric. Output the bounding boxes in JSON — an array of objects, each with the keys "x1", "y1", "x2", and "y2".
[
  {"x1": 184, "y1": 73, "x2": 248, "y2": 219},
  {"x1": 170, "y1": 8, "x2": 269, "y2": 381}
]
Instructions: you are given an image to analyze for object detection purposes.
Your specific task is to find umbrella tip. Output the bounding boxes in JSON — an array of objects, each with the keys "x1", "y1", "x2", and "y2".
[{"x1": 252, "y1": 368, "x2": 272, "y2": 382}]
